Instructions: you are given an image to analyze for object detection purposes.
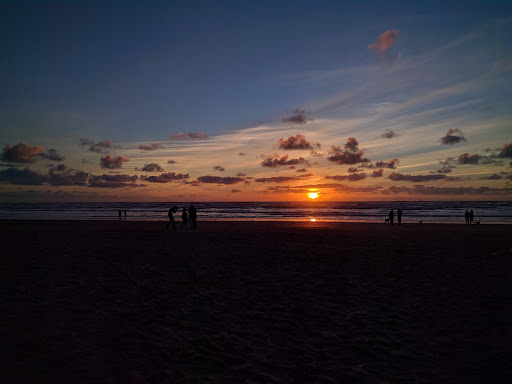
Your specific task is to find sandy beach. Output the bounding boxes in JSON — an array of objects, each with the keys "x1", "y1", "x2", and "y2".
[{"x1": 2, "y1": 220, "x2": 511, "y2": 383}]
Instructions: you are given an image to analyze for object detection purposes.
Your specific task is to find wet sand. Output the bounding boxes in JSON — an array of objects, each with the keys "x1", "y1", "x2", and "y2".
[{"x1": 2, "y1": 220, "x2": 511, "y2": 383}]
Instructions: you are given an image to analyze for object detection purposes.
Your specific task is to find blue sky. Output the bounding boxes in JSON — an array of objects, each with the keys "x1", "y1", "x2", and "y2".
[{"x1": 1, "y1": 1, "x2": 511, "y2": 201}]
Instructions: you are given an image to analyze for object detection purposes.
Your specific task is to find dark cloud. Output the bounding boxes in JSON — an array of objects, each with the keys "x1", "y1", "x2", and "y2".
[
  {"x1": 188, "y1": 132, "x2": 210, "y2": 140},
  {"x1": 381, "y1": 129, "x2": 399, "y2": 139},
  {"x1": 347, "y1": 167, "x2": 359, "y2": 173},
  {"x1": 359, "y1": 162, "x2": 375, "y2": 168},
  {"x1": 141, "y1": 163, "x2": 164, "y2": 172},
  {"x1": 236, "y1": 172, "x2": 246, "y2": 177},
  {"x1": 254, "y1": 176, "x2": 302, "y2": 183},
  {"x1": 196, "y1": 176, "x2": 244, "y2": 185},
  {"x1": 239, "y1": 152, "x2": 246, "y2": 156},
  {"x1": 141, "y1": 172, "x2": 190, "y2": 183},
  {"x1": 1, "y1": 142, "x2": 44, "y2": 162},
  {"x1": 89, "y1": 174, "x2": 140, "y2": 188},
  {"x1": 480, "y1": 174, "x2": 502, "y2": 180},
  {"x1": 0, "y1": 167, "x2": 47, "y2": 185},
  {"x1": 368, "y1": 29, "x2": 399, "y2": 53},
  {"x1": 277, "y1": 134, "x2": 320, "y2": 150},
  {"x1": 99, "y1": 155, "x2": 130, "y2": 169},
  {"x1": 327, "y1": 138, "x2": 370, "y2": 165},
  {"x1": 167, "y1": 160, "x2": 177, "y2": 164},
  {"x1": 260, "y1": 154, "x2": 309, "y2": 168},
  {"x1": 499, "y1": 143, "x2": 512, "y2": 158},
  {"x1": 371, "y1": 169, "x2": 384, "y2": 177},
  {"x1": 282, "y1": 108, "x2": 313, "y2": 124},
  {"x1": 81, "y1": 139, "x2": 113, "y2": 153},
  {"x1": 375, "y1": 158, "x2": 399, "y2": 169},
  {"x1": 39, "y1": 149, "x2": 64, "y2": 161},
  {"x1": 138, "y1": 142, "x2": 164, "y2": 151},
  {"x1": 310, "y1": 150, "x2": 325, "y2": 157},
  {"x1": 441, "y1": 129, "x2": 466, "y2": 145},
  {"x1": 387, "y1": 172, "x2": 446, "y2": 182},
  {"x1": 324, "y1": 173, "x2": 367, "y2": 182},
  {"x1": 296, "y1": 168, "x2": 308, "y2": 173},
  {"x1": 212, "y1": 166, "x2": 225, "y2": 172},
  {"x1": 47, "y1": 170, "x2": 89, "y2": 186},
  {"x1": 231, "y1": 189, "x2": 241, "y2": 193},
  {"x1": 437, "y1": 165, "x2": 454, "y2": 173},
  {"x1": 381, "y1": 185, "x2": 512, "y2": 196},
  {"x1": 458, "y1": 153, "x2": 481, "y2": 164},
  {"x1": 170, "y1": 132, "x2": 187, "y2": 140}
]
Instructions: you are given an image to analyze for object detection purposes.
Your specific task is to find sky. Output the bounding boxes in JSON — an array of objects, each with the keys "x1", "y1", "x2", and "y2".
[{"x1": 1, "y1": 0, "x2": 512, "y2": 202}]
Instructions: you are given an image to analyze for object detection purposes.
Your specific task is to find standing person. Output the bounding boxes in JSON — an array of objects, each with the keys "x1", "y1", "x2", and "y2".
[
  {"x1": 189, "y1": 204, "x2": 197, "y2": 229},
  {"x1": 389, "y1": 209, "x2": 395, "y2": 225},
  {"x1": 124, "y1": 210, "x2": 127, "y2": 220},
  {"x1": 465, "y1": 210, "x2": 469, "y2": 224},
  {"x1": 166, "y1": 205, "x2": 178, "y2": 230},
  {"x1": 469, "y1": 210, "x2": 474, "y2": 224},
  {"x1": 181, "y1": 208, "x2": 188, "y2": 229},
  {"x1": 118, "y1": 210, "x2": 122, "y2": 220},
  {"x1": 397, "y1": 208, "x2": 403, "y2": 225}
]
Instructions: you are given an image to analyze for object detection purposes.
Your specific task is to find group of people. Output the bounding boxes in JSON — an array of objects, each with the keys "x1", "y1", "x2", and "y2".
[
  {"x1": 167, "y1": 204, "x2": 197, "y2": 230},
  {"x1": 387, "y1": 209, "x2": 403, "y2": 225},
  {"x1": 465, "y1": 210, "x2": 475, "y2": 224}
]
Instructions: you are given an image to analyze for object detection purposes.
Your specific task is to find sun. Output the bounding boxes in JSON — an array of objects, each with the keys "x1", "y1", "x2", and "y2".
[{"x1": 308, "y1": 192, "x2": 318, "y2": 199}]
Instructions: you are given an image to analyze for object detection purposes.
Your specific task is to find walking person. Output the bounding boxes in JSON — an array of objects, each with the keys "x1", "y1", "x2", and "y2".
[
  {"x1": 118, "y1": 210, "x2": 122, "y2": 220},
  {"x1": 189, "y1": 204, "x2": 197, "y2": 229},
  {"x1": 389, "y1": 209, "x2": 395, "y2": 225},
  {"x1": 397, "y1": 208, "x2": 403, "y2": 225},
  {"x1": 469, "y1": 210, "x2": 474, "y2": 224},
  {"x1": 181, "y1": 208, "x2": 188, "y2": 229},
  {"x1": 166, "y1": 205, "x2": 178, "y2": 230},
  {"x1": 465, "y1": 210, "x2": 469, "y2": 224},
  {"x1": 124, "y1": 210, "x2": 127, "y2": 220}
]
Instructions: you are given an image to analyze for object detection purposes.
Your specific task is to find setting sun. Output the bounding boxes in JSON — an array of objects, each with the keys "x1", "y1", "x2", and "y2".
[{"x1": 308, "y1": 192, "x2": 318, "y2": 199}]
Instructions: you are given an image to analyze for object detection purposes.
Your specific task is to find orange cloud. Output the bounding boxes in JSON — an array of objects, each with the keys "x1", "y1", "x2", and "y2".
[{"x1": 368, "y1": 29, "x2": 399, "y2": 53}]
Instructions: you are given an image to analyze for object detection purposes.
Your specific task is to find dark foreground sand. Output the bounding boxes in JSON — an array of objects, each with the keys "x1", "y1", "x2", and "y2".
[{"x1": 1, "y1": 220, "x2": 511, "y2": 383}]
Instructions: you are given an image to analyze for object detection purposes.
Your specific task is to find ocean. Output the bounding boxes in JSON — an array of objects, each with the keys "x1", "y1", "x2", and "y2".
[{"x1": 0, "y1": 201, "x2": 511, "y2": 224}]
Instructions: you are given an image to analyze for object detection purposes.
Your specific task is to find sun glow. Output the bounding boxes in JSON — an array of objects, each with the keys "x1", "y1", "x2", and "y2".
[{"x1": 308, "y1": 192, "x2": 318, "y2": 199}]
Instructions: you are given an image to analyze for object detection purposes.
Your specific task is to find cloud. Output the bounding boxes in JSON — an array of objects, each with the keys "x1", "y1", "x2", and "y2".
[
  {"x1": 441, "y1": 129, "x2": 466, "y2": 145},
  {"x1": 310, "y1": 150, "x2": 325, "y2": 157},
  {"x1": 371, "y1": 169, "x2": 384, "y2": 177},
  {"x1": 138, "y1": 142, "x2": 164, "y2": 151},
  {"x1": 260, "y1": 154, "x2": 309, "y2": 168},
  {"x1": 196, "y1": 176, "x2": 244, "y2": 185},
  {"x1": 381, "y1": 185, "x2": 512, "y2": 196},
  {"x1": 282, "y1": 108, "x2": 313, "y2": 124},
  {"x1": 170, "y1": 132, "x2": 187, "y2": 140},
  {"x1": 47, "y1": 170, "x2": 89, "y2": 186},
  {"x1": 327, "y1": 138, "x2": 370, "y2": 165},
  {"x1": 167, "y1": 160, "x2": 177, "y2": 164},
  {"x1": 499, "y1": 143, "x2": 512, "y2": 158},
  {"x1": 236, "y1": 172, "x2": 246, "y2": 176},
  {"x1": 458, "y1": 153, "x2": 481, "y2": 164},
  {"x1": 239, "y1": 152, "x2": 246, "y2": 156},
  {"x1": 381, "y1": 129, "x2": 399, "y2": 139},
  {"x1": 374, "y1": 158, "x2": 399, "y2": 169},
  {"x1": 277, "y1": 134, "x2": 320, "y2": 150},
  {"x1": 99, "y1": 155, "x2": 130, "y2": 169},
  {"x1": 255, "y1": 176, "x2": 302, "y2": 183},
  {"x1": 141, "y1": 163, "x2": 164, "y2": 172},
  {"x1": 0, "y1": 167, "x2": 47, "y2": 185},
  {"x1": 188, "y1": 132, "x2": 210, "y2": 140},
  {"x1": 296, "y1": 168, "x2": 308, "y2": 173},
  {"x1": 387, "y1": 172, "x2": 447, "y2": 182},
  {"x1": 324, "y1": 173, "x2": 367, "y2": 182},
  {"x1": 88, "y1": 174, "x2": 140, "y2": 188},
  {"x1": 141, "y1": 172, "x2": 190, "y2": 183},
  {"x1": 231, "y1": 189, "x2": 241, "y2": 193},
  {"x1": 368, "y1": 29, "x2": 399, "y2": 53},
  {"x1": 81, "y1": 139, "x2": 113, "y2": 153},
  {"x1": 347, "y1": 167, "x2": 359, "y2": 173},
  {"x1": 212, "y1": 166, "x2": 225, "y2": 172},
  {"x1": 39, "y1": 149, "x2": 65, "y2": 161},
  {"x1": 479, "y1": 174, "x2": 502, "y2": 180},
  {"x1": 1, "y1": 142, "x2": 44, "y2": 162},
  {"x1": 437, "y1": 165, "x2": 454, "y2": 173}
]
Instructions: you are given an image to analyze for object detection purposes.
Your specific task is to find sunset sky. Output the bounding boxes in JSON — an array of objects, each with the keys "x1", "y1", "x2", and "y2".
[{"x1": 1, "y1": 1, "x2": 511, "y2": 202}]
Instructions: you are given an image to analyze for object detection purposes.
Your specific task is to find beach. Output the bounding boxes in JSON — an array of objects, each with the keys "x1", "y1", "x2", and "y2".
[{"x1": 2, "y1": 220, "x2": 511, "y2": 383}]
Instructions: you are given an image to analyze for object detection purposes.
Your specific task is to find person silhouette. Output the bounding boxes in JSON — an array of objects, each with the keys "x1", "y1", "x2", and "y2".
[
  {"x1": 469, "y1": 210, "x2": 474, "y2": 224},
  {"x1": 181, "y1": 208, "x2": 188, "y2": 229},
  {"x1": 118, "y1": 210, "x2": 122, "y2": 220},
  {"x1": 465, "y1": 210, "x2": 469, "y2": 224},
  {"x1": 124, "y1": 210, "x2": 127, "y2": 220},
  {"x1": 389, "y1": 209, "x2": 395, "y2": 225},
  {"x1": 397, "y1": 208, "x2": 403, "y2": 225},
  {"x1": 166, "y1": 205, "x2": 178, "y2": 230},
  {"x1": 189, "y1": 204, "x2": 197, "y2": 229}
]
